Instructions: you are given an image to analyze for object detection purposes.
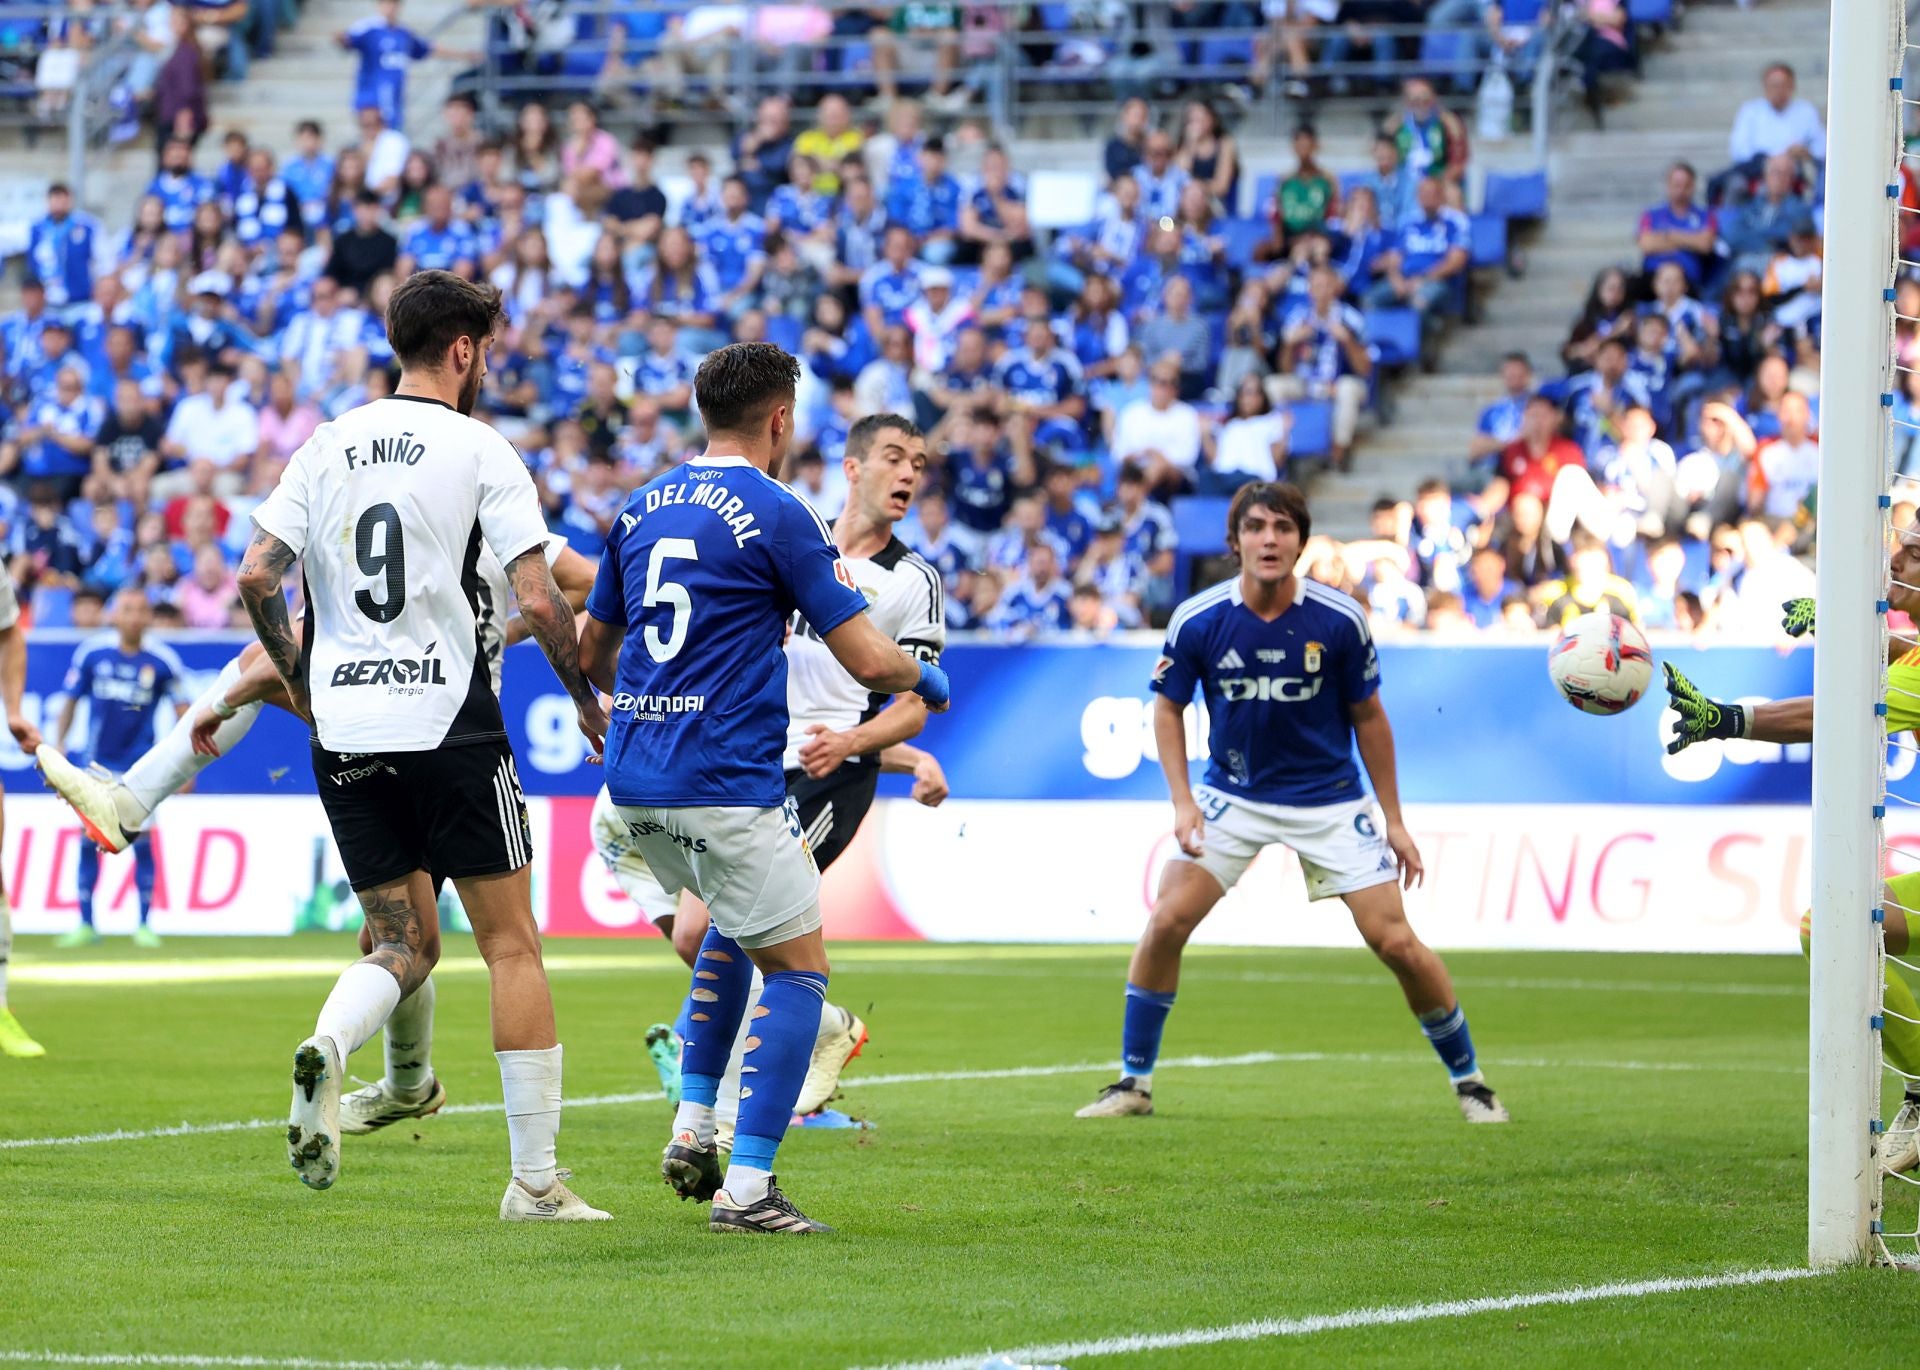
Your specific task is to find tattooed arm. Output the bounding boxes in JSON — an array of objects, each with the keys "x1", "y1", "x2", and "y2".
[
  {"x1": 508, "y1": 545, "x2": 610, "y2": 756},
  {"x1": 236, "y1": 520, "x2": 310, "y2": 722}
]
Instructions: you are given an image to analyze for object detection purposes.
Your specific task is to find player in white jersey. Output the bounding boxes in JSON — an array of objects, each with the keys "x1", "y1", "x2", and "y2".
[
  {"x1": 633, "y1": 414, "x2": 947, "y2": 1119},
  {"x1": 239, "y1": 270, "x2": 611, "y2": 1218},
  {"x1": 0, "y1": 573, "x2": 46, "y2": 1057}
]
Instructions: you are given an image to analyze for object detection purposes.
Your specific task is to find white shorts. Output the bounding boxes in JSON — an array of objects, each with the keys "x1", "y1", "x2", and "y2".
[
  {"x1": 589, "y1": 787, "x2": 679, "y2": 928},
  {"x1": 1176, "y1": 786, "x2": 1397, "y2": 900},
  {"x1": 608, "y1": 798, "x2": 822, "y2": 949}
]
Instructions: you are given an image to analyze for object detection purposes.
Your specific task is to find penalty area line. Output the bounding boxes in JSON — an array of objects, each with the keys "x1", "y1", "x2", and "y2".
[
  {"x1": 0, "y1": 1050, "x2": 1797, "y2": 1152},
  {"x1": 855, "y1": 1267, "x2": 1832, "y2": 1370}
]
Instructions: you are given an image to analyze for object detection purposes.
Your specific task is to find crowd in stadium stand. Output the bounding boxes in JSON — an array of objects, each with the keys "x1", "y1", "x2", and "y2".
[{"x1": 0, "y1": 0, "x2": 1829, "y2": 642}]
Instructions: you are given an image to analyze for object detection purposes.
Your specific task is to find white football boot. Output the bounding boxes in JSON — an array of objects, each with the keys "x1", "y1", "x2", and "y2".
[
  {"x1": 339, "y1": 1076, "x2": 447, "y2": 1135},
  {"x1": 500, "y1": 1170, "x2": 612, "y2": 1221},
  {"x1": 1455, "y1": 1079, "x2": 1511, "y2": 1123},
  {"x1": 1883, "y1": 1097, "x2": 1920, "y2": 1175},
  {"x1": 287, "y1": 1036, "x2": 343, "y2": 1189},
  {"x1": 794, "y1": 1005, "x2": 868, "y2": 1115},
  {"x1": 1075, "y1": 1077, "x2": 1154, "y2": 1117},
  {"x1": 36, "y1": 745, "x2": 134, "y2": 853}
]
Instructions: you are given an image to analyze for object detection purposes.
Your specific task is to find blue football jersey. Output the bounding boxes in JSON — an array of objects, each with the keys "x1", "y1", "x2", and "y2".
[
  {"x1": 1152, "y1": 578, "x2": 1379, "y2": 806},
  {"x1": 63, "y1": 635, "x2": 185, "y2": 771},
  {"x1": 588, "y1": 456, "x2": 869, "y2": 809}
]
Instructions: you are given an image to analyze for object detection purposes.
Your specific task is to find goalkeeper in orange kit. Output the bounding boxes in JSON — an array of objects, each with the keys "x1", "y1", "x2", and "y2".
[{"x1": 1663, "y1": 545, "x2": 1920, "y2": 1175}]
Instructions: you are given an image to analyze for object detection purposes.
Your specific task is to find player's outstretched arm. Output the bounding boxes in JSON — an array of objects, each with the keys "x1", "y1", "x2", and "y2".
[
  {"x1": 236, "y1": 524, "x2": 310, "y2": 721},
  {"x1": 0, "y1": 621, "x2": 38, "y2": 753},
  {"x1": 1662, "y1": 662, "x2": 1813, "y2": 750},
  {"x1": 799, "y1": 694, "x2": 930, "y2": 779},
  {"x1": 1348, "y1": 694, "x2": 1423, "y2": 888},
  {"x1": 508, "y1": 547, "x2": 610, "y2": 756},
  {"x1": 821, "y1": 616, "x2": 950, "y2": 711}
]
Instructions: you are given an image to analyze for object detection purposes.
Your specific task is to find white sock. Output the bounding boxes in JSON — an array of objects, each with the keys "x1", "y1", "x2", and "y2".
[
  {"x1": 384, "y1": 977, "x2": 434, "y2": 1098},
  {"x1": 673, "y1": 1098, "x2": 717, "y2": 1146},
  {"x1": 118, "y1": 661, "x2": 263, "y2": 830},
  {"x1": 497, "y1": 1043, "x2": 563, "y2": 1191},
  {"x1": 813, "y1": 1001, "x2": 849, "y2": 1045},
  {"x1": 715, "y1": 966, "x2": 764, "y2": 1137},
  {"x1": 722, "y1": 1161, "x2": 772, "y2": 1204},
  {"x1": 312, "y1": 962, "x2": 403, "y2": 1061},
  {"x1": 0, "y1": 884, "x2": 11, "y2": 1008},
  {"x1": 1131, "y1": 1072, "x2": 1153, "y2": 1094}
]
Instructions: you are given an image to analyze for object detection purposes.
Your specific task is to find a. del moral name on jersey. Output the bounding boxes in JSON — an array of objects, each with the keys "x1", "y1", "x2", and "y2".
[{"x1": 622, "y1": 472, "x2": 762, "y2": 548}]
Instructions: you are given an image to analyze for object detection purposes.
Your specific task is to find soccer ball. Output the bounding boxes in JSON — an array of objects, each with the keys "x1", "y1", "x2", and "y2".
[{"x1": 1548, "y1": 612, "x2": 1653, "y2": 715}]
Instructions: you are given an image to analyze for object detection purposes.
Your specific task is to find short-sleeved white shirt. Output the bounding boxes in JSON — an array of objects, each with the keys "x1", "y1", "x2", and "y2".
[{"x1": 252, "y1": 394, "x2": 548, "y2": 752}]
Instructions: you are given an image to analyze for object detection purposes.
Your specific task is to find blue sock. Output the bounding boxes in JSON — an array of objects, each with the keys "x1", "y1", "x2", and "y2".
[
  {"x1": 727, "y1": 969, "x2": 828, "y2": 1195},
  {"x1": 77, "y1": 844, "x2": 99, "y2": 927},
  {"x1": 677, "y1": 927, "x2": 754, "y2": 1118},
  {"x1": 1121, "y1": 983, "x2": 1176, "y2": 1084},
  {"x1": 1419, "y1": 1004, "x2": 1479, "y2": 1082},
  {"x1": 133, "y1": 835, "x2": 156, "y2": 924}
]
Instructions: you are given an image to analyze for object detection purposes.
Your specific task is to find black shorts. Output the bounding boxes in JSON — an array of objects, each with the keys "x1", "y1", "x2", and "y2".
[
  {"x1": 785, "y1": 762, "x2": 879, "y2": 873},
  {"x1": 313, "y1": 740, "x2": 532, "y2": 892}
]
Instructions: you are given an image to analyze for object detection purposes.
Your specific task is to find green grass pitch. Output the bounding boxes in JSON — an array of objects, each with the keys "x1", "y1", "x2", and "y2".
[{"x1": 0, "y1": 935, "x2": 1909, "y2": 1367}]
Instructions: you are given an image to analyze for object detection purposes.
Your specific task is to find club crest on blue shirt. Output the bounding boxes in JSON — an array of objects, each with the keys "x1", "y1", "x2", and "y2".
[
  {"x1": 138, "y1": 665, "x2": 155, "y2": 689},
  {"x1": 1302, "y1": 642, "x2": 1323, "y2": 673}
]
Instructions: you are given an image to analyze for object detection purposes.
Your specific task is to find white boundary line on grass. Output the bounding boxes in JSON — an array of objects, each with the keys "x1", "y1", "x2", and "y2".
[
  {"x1": 0, "y1": 1050, "x2": 1800, "y2": 1153},
  {"x1": 853, "y1": 1267, "x2": 1832, "y2": 1370}
]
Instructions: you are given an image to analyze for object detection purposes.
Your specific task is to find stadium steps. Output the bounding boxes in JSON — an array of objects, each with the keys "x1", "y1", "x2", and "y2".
[{"x1": 1320, "y1": 0, "x2": 1830, "y2": 538}]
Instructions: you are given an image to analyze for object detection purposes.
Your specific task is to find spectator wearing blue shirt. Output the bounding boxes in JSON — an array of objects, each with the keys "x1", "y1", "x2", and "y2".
[
  {"x1": 1566, "y1": 337, "x2": 1654, "y2": 458},
  {"x1": 337, "y1": 0, "x2": 437, "y2": 128},
  {"x1": 1273, "y1": 265, "x2": 1374, "y2": 468},
  {"x1": 959, "y1": 144, "x2": 1031, "y2": 264},
  {"x1": 1627, "y1": 313, "x2": 1676, "y2": 430},
  {"x1": 1132, "y1": 130, "x2": 1190, "y2": 222},
  {"x1": 211, "y1": 131, "x2": 252, "y2": 212},
  {"x1": 886, "y1": 136, "x2": 963, "y2": 265},
  {"x1": 1460, "y1": 545, "x2": 1523, "y2": 628},
  {"x1": 631, "y1": 226, "x2": 724, "y2": 335},
  {"x1": 88, "y1": 326, "x2": 162, "y2": 408},
  {"x1": 29, "y1": 184, "x2": 101, "y2": 313},
  {"x1": 21, "y1": 319, "x2": 90, "y2": 401},
  {"x1": 729, "y1": 94, "x2": 796, "y2": 212},
  {"x1": 1351, "y1": 135, "x2": 1419, "y2": 232},
  {"x1": 828, "y1": 175, "x2": 890, "y2": 294},
  {"x1": 676, "y1": 152, "x2": 724, "y2": 235},
  {"x1": 13, "y1": 366, "x2": 104, "y2": 492},
  {"x1": 628, "y1": 316, "x2": 696, "y2": 412},
  {"x1": 696, "y1": 178, "x2": 769, "y2": 315},
  {"x1": 1469, "y1": 352, "x2": 1535, "y2": 470},
  {"x1": 994, "y1": 317, "x2": 1089, "y2": 461},
  {"x1": 859, "y1": 225, "x2": 926, "y2": 336},
  {"x1": 1362, "y1": 176, "x2": 1469, "y2": 341},
  {"x1": 1637, "y1": 161, "x2": 1721, "y2": 291},
  {"x1": 990, "y1": 539, "x2": 1073, "y2": 640},
  {"x1": 1041, "y1": 462, "x2": 1098, "y2": 570},
  {"x1": 766, "y1": 154, "x2": 834, "y2": 238},
  {"x1": 147, "y1": 138, "x2": 215, "y2": 233},
  {"x1": 230, "y1": 147, "x2": 306, "y2": 249},
  {"x1": 0, "y1": 277, "x2": 52, "y2": 387},
  {"x1": 550, "y1": 306, "x2": 616, "y2": 415},
  {"x1": 947, "y1": 409, "x2": 1022, "y2": 553},
  {"x1": 52, "y1": 591, "x2": 188, "y2": 946},
  {"x1": 1720, "y1": 153, "x2": 1809, "y2": 276},
  {"x1": 399, "y1": 185, "x2": 479, "y2": 276},
  {"x1": 283, "y1": 120, "x2": 335, "y2": 234}
]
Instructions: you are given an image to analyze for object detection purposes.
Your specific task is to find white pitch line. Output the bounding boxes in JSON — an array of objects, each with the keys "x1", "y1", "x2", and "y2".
[
  {"x1": 894, "y1": 961, "x2": 1809, "y2": 998},
  {"x1": 0, "y1": 1355, "x2": 613, "y2": 1370},
  {"x1": 0, "y1": 1050, "x2": 1796, "y2": 1153},
  {"x1": 854, "y1": 1267, "x2": 1830, "y2": 1370}
]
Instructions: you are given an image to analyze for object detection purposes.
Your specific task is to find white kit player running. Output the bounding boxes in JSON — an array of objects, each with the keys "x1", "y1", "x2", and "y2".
[
  {"x1": 580, "y1": 343, "x2": 951, "y2": 1234},
  {"x1": 39, "y1": 535, "x2": 595, "y2": 1134},
  {"x1": 609, "y1": 412, "x2": 948, "y2": 1125},
  {"x1": 238, "y1": 270, "x2": 612, "y2": 1218},
  {"x1": 1073, "y1": 482, "x2": 1509, "y2": 1125}
]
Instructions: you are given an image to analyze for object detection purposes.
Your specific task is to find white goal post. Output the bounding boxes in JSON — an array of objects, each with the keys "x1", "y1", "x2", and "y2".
[{"x1": 1809, "y1": 0, "x2": 1900, "y2": 1268}]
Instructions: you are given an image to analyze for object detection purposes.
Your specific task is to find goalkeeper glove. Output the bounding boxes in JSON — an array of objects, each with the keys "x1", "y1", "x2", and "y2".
[
  {"x1": 1663, "y1": 662, "x2": 1750, "y2": 754},
  {"x1": 1781, "y1": 597, "x2": 1816, "y2": 638}
]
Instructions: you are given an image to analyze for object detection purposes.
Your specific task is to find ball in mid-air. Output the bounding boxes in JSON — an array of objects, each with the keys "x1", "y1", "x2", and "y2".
[{"x1": 1548, "y1": 611, "x2": 1653, "y2": 715}]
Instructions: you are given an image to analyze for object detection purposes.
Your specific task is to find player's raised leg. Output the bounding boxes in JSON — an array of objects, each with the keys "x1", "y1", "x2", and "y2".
[
  {"x1": 288, "y1": 868, "x2": 438, "y2": 1189},
  {"x1": 1340, "y1": 880, "x2": 1506, "y2": 1122},
  {"x1": 1077, "y1": 862, "x2": 1224, "y2": 1117},
  {"x1": 338, "y1": 915, "x2": 446, "y2": 1135}
]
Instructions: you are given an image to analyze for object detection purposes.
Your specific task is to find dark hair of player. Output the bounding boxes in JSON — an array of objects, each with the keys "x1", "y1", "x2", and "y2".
[
  {"x1": 846, "y1": 412, "x2": 920, "y2": 464},
  {"x1": 1227, "y1": 481, "x2": 1312, "y2": 545},
  {"x1": 386, "y1": 270, "x2": 505, "y2": 371},
  {"x1": 693, "y1": 342, "x2": 801, "y2": 435}
]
